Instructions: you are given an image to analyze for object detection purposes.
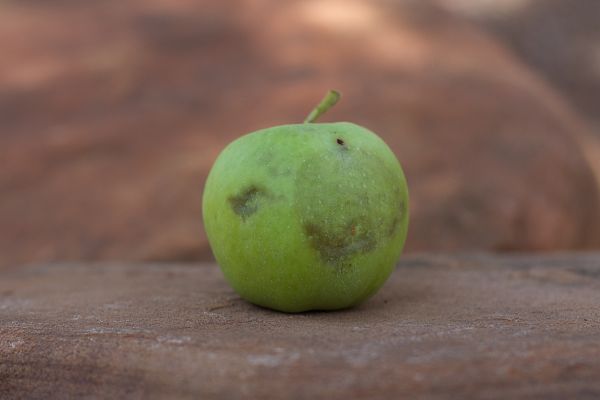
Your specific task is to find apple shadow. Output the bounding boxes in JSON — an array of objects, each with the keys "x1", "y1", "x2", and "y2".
[{"x1": 243, "y1": 274, "x2": 430, "y2": 318}]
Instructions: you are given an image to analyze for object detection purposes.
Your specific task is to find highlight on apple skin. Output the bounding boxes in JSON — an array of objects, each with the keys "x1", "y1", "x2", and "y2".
[{"x1": 202, "y1": 91, "x2": 409, "y2": 312}]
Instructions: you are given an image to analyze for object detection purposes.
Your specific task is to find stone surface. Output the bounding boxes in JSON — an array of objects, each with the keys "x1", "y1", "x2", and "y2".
[
  {"x1": 1, "y1": 0, "x2": 599, "y2": 269},
  {"x1": 1, "y1": 253, "x2": 600, "y2": 399}
]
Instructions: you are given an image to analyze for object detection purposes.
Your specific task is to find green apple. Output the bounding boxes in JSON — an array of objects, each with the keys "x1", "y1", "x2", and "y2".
[{"x1": 202, "y1": 91, "x2": 409, "y2": 312}]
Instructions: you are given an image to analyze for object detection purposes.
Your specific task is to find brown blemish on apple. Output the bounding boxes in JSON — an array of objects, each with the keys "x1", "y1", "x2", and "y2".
[
  {"x1": 388, "y1": 200, "x2": 405, "y2": 237},
  {"x1": 303, "y1": 221, "x2": 376, "y2": 266},
  {"x1": 228, "y1": 185, "x2": 265, "y2": 221},
  {"x1": 388, "y1": 216, "x2": 399, "y2": 237}
]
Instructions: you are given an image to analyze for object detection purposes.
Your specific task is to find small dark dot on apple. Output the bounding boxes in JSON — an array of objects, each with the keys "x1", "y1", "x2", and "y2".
[{"x1": 336, "y1": 138, "x2": 345, "y2": 145}]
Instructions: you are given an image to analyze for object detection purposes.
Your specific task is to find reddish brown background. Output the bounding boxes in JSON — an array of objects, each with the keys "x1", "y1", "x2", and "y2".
[{"x1": 1, "y1": 0, "x2": 599, "y2": 269}]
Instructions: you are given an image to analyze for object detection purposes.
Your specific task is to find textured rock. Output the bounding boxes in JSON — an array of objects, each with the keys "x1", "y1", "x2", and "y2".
[
  {"x1": 0, "y1": 0, "x2": 598, "y2": 268},
  {"x1": 1, "y1": 253, "x2": 600, "y2": 399}
]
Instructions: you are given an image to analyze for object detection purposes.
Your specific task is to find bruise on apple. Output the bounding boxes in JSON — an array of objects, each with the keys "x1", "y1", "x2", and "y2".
[
  {"x1": 388, "y1": 199, "x2": 406, "y2": 237},
  {"x1": 228, "y1": 185, "x2": 266, "y2": 221},
  {"x1": 388, "y1": 216, "x2": 400, "y2": 237},
  {"x1": 294, "y1": 144, "x2": 405, "y2": 271},
  {"x1": 303, "y1": 220, "x2": 377, "y2": 268}
]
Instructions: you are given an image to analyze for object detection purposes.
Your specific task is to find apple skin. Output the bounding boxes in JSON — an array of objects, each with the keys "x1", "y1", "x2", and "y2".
[{"x1": 202, "y1": 122, "x2": 409, "y2": 312}]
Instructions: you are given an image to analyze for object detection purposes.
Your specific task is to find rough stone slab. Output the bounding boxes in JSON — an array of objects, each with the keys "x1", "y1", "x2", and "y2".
[{"x1": 1, "y1": 253, "x2": 600, "y2": 399}]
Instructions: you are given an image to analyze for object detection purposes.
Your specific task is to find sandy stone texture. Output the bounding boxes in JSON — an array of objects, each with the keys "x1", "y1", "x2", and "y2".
[{"x1": 1, "y1": 253, "x2": 600, "y2": 399}]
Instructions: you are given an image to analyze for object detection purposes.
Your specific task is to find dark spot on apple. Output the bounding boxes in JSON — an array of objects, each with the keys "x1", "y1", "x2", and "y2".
[
  {"x1": 336, "y1": 138, "x2": 345, "y2": 145},
  {"x1": 228, "y1": 185, "x2": 265, "y2": 221},
  {"x1": 388, "y1": 216, "x2": 399, "y2": 237},
  {"x1": 295, "y1": 151, "x2": 403, "y2": 270},
  {"x1": 303, "y1": 221, "x2": 376, "y2": 267},
  {"x1": 388, "y1": 200, "x2": 405, "y2": 237}
]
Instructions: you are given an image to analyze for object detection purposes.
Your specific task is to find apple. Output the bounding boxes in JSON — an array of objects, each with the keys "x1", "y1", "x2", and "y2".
[{"x1": 202, "y1": 91, "x2": 409, "y2": 312}]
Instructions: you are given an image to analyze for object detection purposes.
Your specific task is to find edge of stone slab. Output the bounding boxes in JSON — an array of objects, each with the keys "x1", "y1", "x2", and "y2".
[{"x1": 1, "y1": 251, "x2": 598, "y2": 276}]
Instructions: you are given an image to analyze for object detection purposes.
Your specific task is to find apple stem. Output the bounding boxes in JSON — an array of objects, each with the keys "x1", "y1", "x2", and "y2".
[{"x1": 303, "y1": 90, "x2": 341, "y2": 123}]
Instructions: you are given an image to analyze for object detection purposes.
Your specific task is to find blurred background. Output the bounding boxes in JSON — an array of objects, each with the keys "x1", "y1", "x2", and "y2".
[{"x1": 1, "y1": 0, "x2": 599, "y2": 269}]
